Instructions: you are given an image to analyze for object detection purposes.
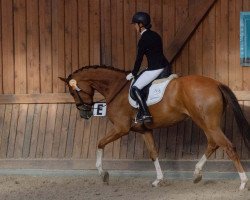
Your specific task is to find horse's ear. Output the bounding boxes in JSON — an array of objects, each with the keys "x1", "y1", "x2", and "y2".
[{"x1": 58, "y1": 77, "x2": 67, "y2": 83}]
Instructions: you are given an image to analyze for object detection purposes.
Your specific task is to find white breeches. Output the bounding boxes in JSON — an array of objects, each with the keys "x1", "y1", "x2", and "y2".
[{"x1": 133, "y1": 68, "x2": 164, "y2": 89}]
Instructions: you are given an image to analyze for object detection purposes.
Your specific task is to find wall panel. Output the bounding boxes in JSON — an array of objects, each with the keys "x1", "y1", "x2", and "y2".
[
  {"x1": 0, "y1": 101, "x2": 248, "y2": 161},
  {"x1": 1, "y1": 0, "x2": 14, "y2": 94},
  {"x1": 27, "y1": 0, "x2": 40, "y2": 94},
  {"x1": 39, "y1": 0, "x2": 52, "y2": 93},
  {"x1": 0, "y1": 0, "x2": 249, "y2": 93},
  {"x1": 14, "y1": 0, "x2": 27, "y2": 94},
  {"x1": 52, "y1": 0, "x2": 65, "y2": 93}
]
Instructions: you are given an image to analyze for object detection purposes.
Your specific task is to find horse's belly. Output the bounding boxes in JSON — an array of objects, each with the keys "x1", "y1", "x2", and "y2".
[{"x1": 148, "y1": 107, "x2": 187, "y2": 129}]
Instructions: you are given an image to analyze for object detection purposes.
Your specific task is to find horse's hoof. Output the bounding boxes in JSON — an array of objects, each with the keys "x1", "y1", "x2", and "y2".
[
  {"x1": 239, "y1": 182, "x2": 247, "y2": 191},
  {"x1": 101, "y1": 171, "x2": 109, "y2": 184},
  {"x1": 193, "y1": 173, "x2": 202, "y2": 184},
  {"x1": 152, "y1": 179, "x2": 163, "y2": 187}
]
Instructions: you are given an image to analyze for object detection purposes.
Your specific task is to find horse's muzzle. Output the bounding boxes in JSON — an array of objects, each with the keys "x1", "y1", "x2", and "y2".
[
  {"x1": 77, "y1": 105, "x2": 93, "y2": 119},
  {"x1": 80, "y1": 110, "x2": 93, "y2": 119}
]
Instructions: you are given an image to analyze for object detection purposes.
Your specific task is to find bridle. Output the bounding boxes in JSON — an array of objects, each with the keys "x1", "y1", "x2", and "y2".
[
  {"x1": 69, "y1": 79, "x2": 93, "y2": 112},
  {"x1": 75, "y1": 89, "x2": 93, "y2": 112}
]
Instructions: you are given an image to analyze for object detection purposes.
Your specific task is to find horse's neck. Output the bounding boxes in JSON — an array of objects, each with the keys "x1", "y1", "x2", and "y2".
[{"x1": 77, "y1": 69, "x2": 127, "y2": 102}]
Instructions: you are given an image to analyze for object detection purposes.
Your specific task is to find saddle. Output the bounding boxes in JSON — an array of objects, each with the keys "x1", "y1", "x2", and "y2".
[{"x1": 129, "y1": 68, "x2": 178, "y2": 108}]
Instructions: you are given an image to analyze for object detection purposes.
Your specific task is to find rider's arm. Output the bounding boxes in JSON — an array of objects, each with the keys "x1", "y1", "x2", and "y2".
[{"x1": 132, "y1": 40, "x2": 145, "y2": 76}]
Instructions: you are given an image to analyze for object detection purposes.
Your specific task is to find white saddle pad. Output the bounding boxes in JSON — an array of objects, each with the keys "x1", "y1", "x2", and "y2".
[{"x1": 129, "y1": 74, "x2": 178, "y2": 108}]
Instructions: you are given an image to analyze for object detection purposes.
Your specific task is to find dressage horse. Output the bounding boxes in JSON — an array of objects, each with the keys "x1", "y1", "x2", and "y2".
[{"x1": 59, "y1": 65, "x2": 250, "y2": 190}]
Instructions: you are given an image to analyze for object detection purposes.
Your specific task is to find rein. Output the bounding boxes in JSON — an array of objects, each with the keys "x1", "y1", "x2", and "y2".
[
  {"x1": 105, "y1": 80, "x2": 129, "y2": 105},
  {"x1": 75, "y1": 79, "x2": 129, "y2": 110},
  {"x1": 75, "y1": 90, "x2": 93, "y2": 111}
]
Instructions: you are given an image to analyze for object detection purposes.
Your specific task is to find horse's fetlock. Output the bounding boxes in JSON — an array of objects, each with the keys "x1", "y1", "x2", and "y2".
[
  {"x1": 150, "y1": 152, "x2": 158, "y2": 161},
  {"x1": 98, "y1": 143, "x2": 105, "y2": 149},
  {"x1": 97, "y1": 140, "x2": 105, "y2": 149},
  {"x1": 195, "y1": 165, "x2": 202, "y2": 172}
]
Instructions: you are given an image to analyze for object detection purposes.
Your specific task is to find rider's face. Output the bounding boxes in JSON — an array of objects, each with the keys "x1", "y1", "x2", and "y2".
[
  {"x1": 134, "y1": 23, "x2": 145, "y2": 34},
  {"x1": 134, "y1": 23, "x2": 140, "y2": 34}
]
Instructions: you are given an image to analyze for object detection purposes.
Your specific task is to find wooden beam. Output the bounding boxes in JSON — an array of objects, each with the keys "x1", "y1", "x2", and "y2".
[
  {"x1": 166, "y1": 0, "x2": 218, "y2": 63},
  {"x1": 0, "y1": 159, "x2": 249, "y2": 171},
  {"x1": 0, "y1": 93, "x2": 104, "y2": 104},
  {"x1": 234, "y1": 91, "x2": 250, "y2": 101},
  {"x1": 0, "y1": 90, "x2": 249, "y2": 104}
]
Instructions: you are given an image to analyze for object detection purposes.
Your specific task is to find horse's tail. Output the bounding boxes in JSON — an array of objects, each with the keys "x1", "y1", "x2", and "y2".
[{"x1": 218, "y1": 84, "x2": 250, "y2": 149}]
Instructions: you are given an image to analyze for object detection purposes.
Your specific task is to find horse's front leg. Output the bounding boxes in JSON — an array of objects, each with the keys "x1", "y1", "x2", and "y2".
[
  {"x1": 96, "y1": 127, "x2": 128, "y2": 184},
  {"x1": 96, "y1": 148, "x2": 109, "y2": 182},
  {"x1": 142, "y1": 130, "x2": 164, "y2": 187}
]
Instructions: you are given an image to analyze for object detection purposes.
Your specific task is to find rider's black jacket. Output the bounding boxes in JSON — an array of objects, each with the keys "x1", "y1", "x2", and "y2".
[{"x1": 132, "y1": 29, "x2": 170, "y2": 76}]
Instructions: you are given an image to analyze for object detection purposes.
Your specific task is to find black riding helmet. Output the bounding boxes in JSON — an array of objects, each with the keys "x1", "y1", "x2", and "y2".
[{"x1": 131, "y1": 12, "x2": 152, "y2": 29}]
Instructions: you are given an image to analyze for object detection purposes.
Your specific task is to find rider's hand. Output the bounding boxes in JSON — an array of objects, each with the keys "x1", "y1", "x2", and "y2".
[{"x1": 126, "y1": 73, "x2": 134, "y2": 81}]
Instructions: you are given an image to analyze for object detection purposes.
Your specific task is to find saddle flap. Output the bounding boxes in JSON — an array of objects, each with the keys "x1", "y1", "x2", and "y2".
[
  {"x1": 129, "y1": 74, "x2": 178, "y2": 108},
  {"x1": 130, "y1": 81, "x2": 151, "y2": 102}
]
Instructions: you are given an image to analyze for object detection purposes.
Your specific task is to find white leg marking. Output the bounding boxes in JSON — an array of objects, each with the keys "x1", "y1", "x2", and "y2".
[
  {"x1": 194, "y1": 155, "x2": 207, "y2": 176},
  {"x1": 96, "y1": 149, "x2": 103, "y2": 175},
  {"x1": 152, "y1": 158, "x2": 163, "y2": 187},
  {"x1": 239, "y1": 172, "x2": 248, "y2": 190}
]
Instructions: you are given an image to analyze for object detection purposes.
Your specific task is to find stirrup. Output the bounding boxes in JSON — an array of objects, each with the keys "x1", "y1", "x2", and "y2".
[
  {"x1": 135, "y1": 113, "x2": 152, "y2": 124},
  {"x1": 142, "y1": 115, "x2": 153, "y2": 123},
  {"x1": 134, "y1": 112, "x2": 143, "y2": 124}
]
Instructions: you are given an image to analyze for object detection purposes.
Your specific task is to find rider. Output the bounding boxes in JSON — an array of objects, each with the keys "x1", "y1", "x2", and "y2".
[{"x1": 126, "y1": 12, "x2": 171, "y2": 124}]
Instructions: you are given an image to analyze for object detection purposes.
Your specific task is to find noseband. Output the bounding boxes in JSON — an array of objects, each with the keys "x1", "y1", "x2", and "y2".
[{"x1": 70, "y1": 82, "x2": 93, "y2": 112}]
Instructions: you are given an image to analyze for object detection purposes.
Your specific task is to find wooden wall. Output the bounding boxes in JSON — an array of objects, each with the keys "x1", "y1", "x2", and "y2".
[
  {"x1": 1, "y1": 0, "x2": 250, "y2": 94},
  {"x1": 0, "y1": 0, "x2": 250, "y2": 170}
]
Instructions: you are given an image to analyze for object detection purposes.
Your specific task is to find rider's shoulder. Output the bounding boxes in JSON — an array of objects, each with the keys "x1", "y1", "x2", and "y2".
[{"x1": 144, "y1": 29, "x2": 160, "y2": 38}]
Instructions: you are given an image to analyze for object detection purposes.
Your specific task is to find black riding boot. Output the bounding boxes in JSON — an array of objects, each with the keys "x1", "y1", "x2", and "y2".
[{"x1": 132, "y1": 86, "x2": 152, "y2": 123}]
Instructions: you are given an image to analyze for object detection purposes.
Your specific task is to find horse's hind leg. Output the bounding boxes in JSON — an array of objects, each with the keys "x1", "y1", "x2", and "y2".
[
  {"x1": 193, "y1": 137, "x2": 219, "y2": 183},
  {"x1": 208, "y1": 129, "x2": 248, "y2": 190},
  {"x1": 142, "y1": 130, "x2": 163, "y2": 187}
]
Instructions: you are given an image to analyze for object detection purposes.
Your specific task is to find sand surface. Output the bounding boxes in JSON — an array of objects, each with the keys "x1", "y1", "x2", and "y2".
[{"x1": 0, "y1": 175, "x2": 249, "y2": 200}]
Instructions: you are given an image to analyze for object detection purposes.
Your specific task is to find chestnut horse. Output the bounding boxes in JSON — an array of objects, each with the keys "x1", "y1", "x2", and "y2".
[{"x1": 59, "y1": 65, "x2": 250, "y2": 190}]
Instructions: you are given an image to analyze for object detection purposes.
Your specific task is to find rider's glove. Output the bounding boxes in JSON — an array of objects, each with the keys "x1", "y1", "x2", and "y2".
[{"x1": 126, "y1": 73, "x2": 134, "y2": 81}]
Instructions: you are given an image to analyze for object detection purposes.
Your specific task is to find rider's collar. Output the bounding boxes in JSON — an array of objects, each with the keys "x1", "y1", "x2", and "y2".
[{"x1": 140, "y1": 29, "x2": 147, "y2": 35}]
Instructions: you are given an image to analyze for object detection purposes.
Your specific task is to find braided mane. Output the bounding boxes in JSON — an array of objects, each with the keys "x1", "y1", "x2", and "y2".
[
  {"x1": 70, "y1": 65, "x2": 130, "y2": 76},
  {"x1": 66, "y1": 65, "x2": 130, "y2": 83}
]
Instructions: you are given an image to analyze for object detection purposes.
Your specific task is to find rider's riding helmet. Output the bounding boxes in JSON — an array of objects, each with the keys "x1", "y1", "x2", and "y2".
[{"x1": 131, "y1": 12, "x2": 152, "y2": 29}]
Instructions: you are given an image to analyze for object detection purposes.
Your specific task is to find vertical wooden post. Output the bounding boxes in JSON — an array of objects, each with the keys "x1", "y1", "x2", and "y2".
[{"x1": 2, "y1": 0, "x2": 14, "y2": 94}]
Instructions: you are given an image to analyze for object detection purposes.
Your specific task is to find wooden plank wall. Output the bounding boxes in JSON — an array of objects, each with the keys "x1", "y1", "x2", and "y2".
[
  {"x1": 0, "y1": 0, "x2": 249, "y2": 166},
  {"x1": 0, "y1": 102, "x2": 249, "y2": 161}
]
